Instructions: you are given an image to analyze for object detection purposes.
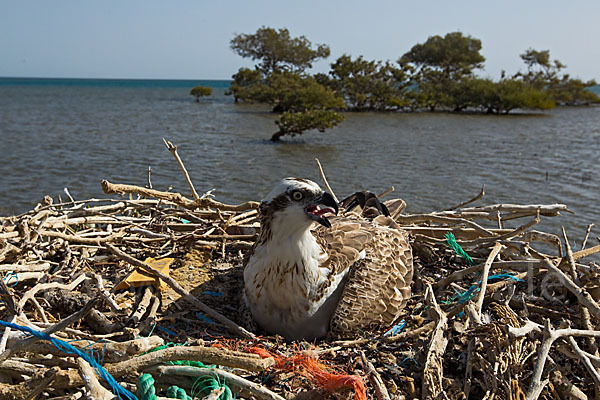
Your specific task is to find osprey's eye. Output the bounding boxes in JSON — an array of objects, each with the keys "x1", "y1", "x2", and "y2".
[{"x1": 291, "y1": 191, "x2": 304, "y2": 201}]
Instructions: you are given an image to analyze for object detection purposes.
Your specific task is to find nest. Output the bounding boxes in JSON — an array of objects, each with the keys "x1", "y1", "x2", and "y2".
[{"x1": 0, "y1": 141, "x2": 599, "y2": 400}]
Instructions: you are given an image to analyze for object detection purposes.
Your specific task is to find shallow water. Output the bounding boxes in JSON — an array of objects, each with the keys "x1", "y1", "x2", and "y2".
[{"x1": 0, "y1": 79, "x2": 598, "y2": 247}]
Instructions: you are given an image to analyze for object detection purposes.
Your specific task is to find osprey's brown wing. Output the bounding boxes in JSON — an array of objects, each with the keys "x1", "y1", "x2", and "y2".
[
  {"x1": 311, "y1": 220, "x2": 372, "y2": 302},
  {"x1": 314, "y1": 215, "x2": 413, "y2": 337}
]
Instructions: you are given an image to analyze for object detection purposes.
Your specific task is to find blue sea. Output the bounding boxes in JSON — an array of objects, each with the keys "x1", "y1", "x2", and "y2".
[
  {"x1": 0, "y1": 77, "x2": 232, "y2": 89},
  {"x1": 1, "y1": 77, "x2": 599, "y2": 251}
]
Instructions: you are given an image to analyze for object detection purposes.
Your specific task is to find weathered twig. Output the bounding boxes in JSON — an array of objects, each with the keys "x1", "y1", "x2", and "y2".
[
  {"x1": 444, "y1": 185, "x2": 485, "y2": 211},
  {"x1": 422, "y1": 285, "x2": 448, "y2": 400},
  {"x1": 526, "y1": 319, "x2": 600, "y2": 400},
  {"x1": 163, "y1": 138, "x2": 201, "y2": 200},
  {"x1": 77, "y1": 358, "x2": 113, "y2": 399},
  {"x1": 107, "y1": 345, "x2": 274, "y2": 377},
  {"x1": 543, "y1": 258, "x2": 600, "y2": 321},
  {"x1": 476, "y1": 242, "x2": 503, "y2": 318},
  {"x1": 582, "y1": 224, "x2": 595, "y2": 250},
  {"x1": 101, "y1": 180, "x2": 258, "y2": 211},
  {"x1": 360, "y1": 351, "x2": 390, "y2": 400},
  {"x1": 314, "y1": 158, "x2": 339, "y2": 204},
  {"x1": 38, "y1": 229, "x2": 124, "y2": 245},
  {"x1": 568, "y1": 336, "x2": 600, "y2": 390},
  {"x1": 18, "y1": 273, "x2": 88, "y2": 310}
]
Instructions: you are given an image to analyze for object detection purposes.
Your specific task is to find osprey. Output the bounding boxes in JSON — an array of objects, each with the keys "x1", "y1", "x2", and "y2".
[{"x1": 243, "y1": 178, "x2": 413, "y2": 340}]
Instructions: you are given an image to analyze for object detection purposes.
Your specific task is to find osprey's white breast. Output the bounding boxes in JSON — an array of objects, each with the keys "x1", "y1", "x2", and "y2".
[{"x1": 244, "y1": 221, "x2": 347, "y2": 340}]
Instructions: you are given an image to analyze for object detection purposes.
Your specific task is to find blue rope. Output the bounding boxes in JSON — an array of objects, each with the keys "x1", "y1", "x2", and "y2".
[
  {"x1": 0, "y1": 319, "x2": 137, "y2": 400},
  {"x1": 3, "y1": 272, "x2": 19, "y2": 287},
  {"x1": 443, "y1": 273, "x2": 524, "y2": 305},
  {"x1": 383, "y1": 319, "x2": 406, "y2": 337}
]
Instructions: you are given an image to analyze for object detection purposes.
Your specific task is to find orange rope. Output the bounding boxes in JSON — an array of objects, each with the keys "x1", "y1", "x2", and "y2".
[{"x1": 246, "y1": 346, "x2": 367, "y2": 400}]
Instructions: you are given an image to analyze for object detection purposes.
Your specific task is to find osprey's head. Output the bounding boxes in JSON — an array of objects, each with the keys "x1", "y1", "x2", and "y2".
[{"x1": 260, "y1": 178, "x2": 339, "y2": 228}]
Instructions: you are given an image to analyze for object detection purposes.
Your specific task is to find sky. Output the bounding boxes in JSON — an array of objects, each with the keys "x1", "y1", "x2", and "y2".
[{"x1": 1, "y1": 1, "x2": 599, "y2": 81}]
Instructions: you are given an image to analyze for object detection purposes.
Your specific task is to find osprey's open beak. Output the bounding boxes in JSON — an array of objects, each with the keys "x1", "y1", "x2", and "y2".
[{"x1": 305, "y1": 192, "x2": 339, "y2": 228}]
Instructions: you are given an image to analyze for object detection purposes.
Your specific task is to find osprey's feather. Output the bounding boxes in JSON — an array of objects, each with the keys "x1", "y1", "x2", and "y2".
[{"x1": 243, "y1": 178, "x2": 413, "y2": 340}]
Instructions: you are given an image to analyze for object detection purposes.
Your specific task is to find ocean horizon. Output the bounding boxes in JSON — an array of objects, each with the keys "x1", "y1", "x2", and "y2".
[
  {"x1": 0, "y1": 77, "x2": 232, "y2": 89},
  {"x1": 1, "y1": 77, "x2": 599, "y2": 95}
]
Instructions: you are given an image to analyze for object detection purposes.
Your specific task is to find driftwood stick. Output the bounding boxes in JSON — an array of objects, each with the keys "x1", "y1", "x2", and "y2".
[
  {"x1": 543, "y1": 258, "x2": 600, "y2": 321},
  {"x1": 203, "y1": 387, "x2": 226, "y2": 400},
  {"x1": 6, "y1": 335, "x2": 164, "y2": 363},
  {"x1": 565, "y1": 244, "x2": 600, "y2": 264},
  {"x1": 77, "y1": 358, "x2": 113, "y2": 400},
  {"x1": 147, "y1": 365, "x2": 285, "y2": 400},
  {"x1": 527, "y1": 319, "x2": 600, "y2": 400},
  {"x1": 92, "y1": 273, "x2": 121, "y2": 312},
  {"x1": 526, "y1": 319, "x2": 556, "y2": 400},
  {"x1": 0, "y1": 314, "x2": 17, "y2": 354},
  {"x1": 476, "y1": 242, "x2": 503, "y2": 318},
  {"x1": 557, "y1": 342, "x2": 600, "y2": 369},
  {"x1": 520, "y1": 230, "x2": 563, "y2": 257},
  {"x1": 101, "y1": 180, "x2": 258, "y2": 211},
  {"x1": 469, "y1": 211, "x2": 541, "y2": 246},
  {"x1": 564, "y1": 228, "x2": 599, "y2": 355},
  {"x1": 360, "y1": 350, "x2": 391, "y2": 400},
  {"x1": 376, "y1": 186, "x2": 394, "y2": 199},
  {"x1": 30, "y1": 297, "x2": 49, "y2": 324},
  {"x1": 24, "y1": 367, "x2": 58, "y2": 400},
  {"x1": 562, "y1": 227, "x2": 580, "y2": 283},
  {"x1": 128, "y1": 286, "x2": 152, "y2": 327},
  {"x1": 434, "y1": 263, "x2": 483, "y2": 291},
  {"x1": 463, "y1": 338, "x2": 475, "y2": 400},
  {"x1": 460, "y1": 203, "x2": 570, "y2": 214},
  {"x1": 314, "y1": 158, "x2": 339, "y2": 204},
  {"x1": 107, "y1": 345, "x2": 274, "y2": 377},
  {"x1": 582, "y1": 224, "x2": 594, "y2": 250},
  {"x1": 444, "y1": 184, "x2": 485, "y2": 211},
  {"x1": 38, "y1": 229, "x2": 124, "y2": 245},
  {"x1": 0, "y1": 367, "x2": 57, "y2": 400},
  {"x1": 0, "y1": 263, "x2": 51, "y2": 272},
  {"x1": 568, "y1": 336, "x2": 600, "y2": 390},
  {"x1": 550, "y1": 370, "x2": 588, "y2": 400},
  {"x1": 395, "y1": 214, "x2": 494, "y2": 237},
  {"x1": 105, "y1": 243, "x2": 254, "y2": 338},
  {"x1": 422, "y1": 285, "x2": 448, "y2": 400},
  {"x1": 18, "y1": 273, "x2": 88, "y2": 310},
  {"x1": 163, "y1": 138, "x2": 201, "y2": 200},
  {"x1": 507, "y1": 320, "x2": 542, "y2": 338}
]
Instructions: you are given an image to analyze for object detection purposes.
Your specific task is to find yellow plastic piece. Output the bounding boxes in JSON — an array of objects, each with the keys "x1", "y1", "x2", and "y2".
[{"x1": 114, "y1": 257, "x2": 173, "y2": 291}]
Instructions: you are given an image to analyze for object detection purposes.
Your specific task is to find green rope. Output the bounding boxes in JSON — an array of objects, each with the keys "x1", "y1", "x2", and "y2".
[
  {"x1": 137, "y1": 374, "x2": 157, "y2": 400},
  {"x1": 166, "y1": 385, "x2": 193, "y2": 400},
  {"x1": 137, "y1": 342, "x2": 233, "y2": 400},
  {"x1": 191, "y1": 375, "x2": 233, "y2": 400},
  {"x1": 168, "y1": 360, "x2": 210, "y2": 368},
  {"x1": 444, "y1": 232, "x2": 475, "y2": 265}
]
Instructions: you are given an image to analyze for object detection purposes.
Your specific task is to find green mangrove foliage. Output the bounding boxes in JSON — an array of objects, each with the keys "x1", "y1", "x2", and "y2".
[
  {"x1": 189, "y1": 86, "x2": 212, "y2": 102},
  {"x1": 229, "y1": 27, "x2": 344, "y2": 141},
  {"x1": 517, "y1": 48, "x2": 599, "y2": 105},
  {"x1": 326, "y1": 55, "x2": 411, "y2": 111},
  {"x1": 273, "y1": 110, "x2": 345, "y2": 141},
  {"x1": 225, "y1": 27, "x2": 599, "y2": 140},
  {"x1": 400, "y1": 32, "x2": 486, "y2": 111},
  {"x1": 230, "y1": 26, "x2": 330, "y2": 74}
]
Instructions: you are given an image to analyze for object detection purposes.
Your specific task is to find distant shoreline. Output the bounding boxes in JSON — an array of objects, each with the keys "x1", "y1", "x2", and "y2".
[
  {"x1": 0, "y1": 77, "x2": 232, "y2": 89},
  {"x1": 2, "y1": 77, "x2": 598, "y2": 96}
]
